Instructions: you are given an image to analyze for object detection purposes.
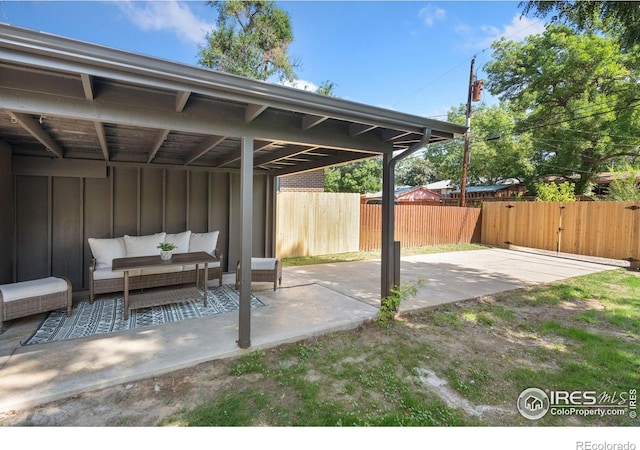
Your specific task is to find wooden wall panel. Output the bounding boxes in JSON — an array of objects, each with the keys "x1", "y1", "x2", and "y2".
[
  {"x1": 15, "y1": 176, "x2": 49, "y2": 281},
  {"x1": 0, "y1": 147, "x2": 13, "y2": 284},
  {"x1": 52, "y1": 177, "x2": 83, "y2": 288},
  {"x1": 113, "y1": 166, "x2": 138, "y2": 237},
  {"x1": 140, "y1": 167, "x2": 164, "y2": 235},
  {"x1": 165, "y1": 170, "x2": 187, "y2": 233},
  {"x1": 188, "y1": 171, "x2": 208, "y2": 233},
  {"x1": 84, "y1": 176, "x2": 112, "y2": 288}
]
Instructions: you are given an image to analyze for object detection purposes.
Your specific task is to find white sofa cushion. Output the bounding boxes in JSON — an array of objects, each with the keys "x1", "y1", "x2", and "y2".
[
  {"x1": 88, "y1": 237, "x2": 126, "y2": 270},
  {"x1": 124, "y1": 232, "x2": 166, "y2": 258},
  {"x1": 189, "y1": 231, "x2": 219, "y2": 255},
  {"x1": 0, "y1": 277, "x2": 68, "y2": 302},
  {"x1": 251, "y1": 257, "x2": 278, "y2": 270},
  {"x1": 165, "y1": 230, "x2": 191, "y2": 254}
]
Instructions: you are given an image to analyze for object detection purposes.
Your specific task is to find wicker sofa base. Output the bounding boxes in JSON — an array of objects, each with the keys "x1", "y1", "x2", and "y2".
[
  {"x1": 90, "y1": 266, "x2": 222, "y2": 301},
  {"x1": 235, "y1": 259, "x2": 282, "y2": 291},
  {"x1": 0, "y1": 277, "x2": 72, "y2": 334}
]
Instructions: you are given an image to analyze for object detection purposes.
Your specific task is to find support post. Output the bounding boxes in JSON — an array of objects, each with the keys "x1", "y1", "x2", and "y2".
[
  {"x1": 380, "y1": 128, "x2": 432, "y2": 301},
  {"x1": 238, "y1": 136, "x2": 253, "y2": 349}
]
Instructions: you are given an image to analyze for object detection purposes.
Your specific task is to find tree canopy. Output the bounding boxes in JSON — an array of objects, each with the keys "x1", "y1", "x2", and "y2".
[
  {"x1": 484, "y1": 25, "x2": 640, "y2": 194},
  {"x1": 520, "y1": 1, "x2": 640, "y2": 49},
  {"x1": 198, "y1": 0, "x2": 297, "y2": 81},
  {"x1": 324, "y1": 159, "x2": 382, "y2": 194},
  {"x1": 426, "y1": 103, "x2": 535, "y2": 188}
]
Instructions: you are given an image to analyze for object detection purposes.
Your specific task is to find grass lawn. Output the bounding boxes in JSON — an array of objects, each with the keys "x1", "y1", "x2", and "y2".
[
  {"x1": 158, "y1": 267, "x2": 639, "y2": 427},
  {"x1": 281, "y1": 243, "x2": 487, "y2": 266}
]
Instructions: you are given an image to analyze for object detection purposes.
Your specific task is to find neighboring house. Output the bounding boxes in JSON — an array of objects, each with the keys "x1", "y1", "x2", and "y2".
[
  {"x1": 424, "y1": 180, "x2": 453, "y2": 197},
  {"x1": 449, "y1": 183, "x2": 526, "y2": 200},
  {"x1": 362, "y1": 185, "x2": 442, "y2": 205},
  {"x1": 277, "y1": 169, "x2": 324, "y2": 192}
]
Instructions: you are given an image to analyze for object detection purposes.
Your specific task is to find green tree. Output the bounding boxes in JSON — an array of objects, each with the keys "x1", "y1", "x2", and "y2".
[
  {"x1": 605, "y1": 164, "x2": 640, "y2": 201},
  {"x1": 395, "y1": 156, "x2": 436, "y2": 186},
  {"x1": 427, "y1": 103, "x2": 535, "y2": 187},
  {"x1": 198, "y1": 0, "x2": 297, "y2": 81},
  {"x1": 520, "y1": 1, "x2": 640, "y2": 49},
  {"x1": 324, "y1": 159, "x2": 382, "y2": 194},
  {"x1": 534, "y1": 181, "x2": 576, "y2": 202},
  {"x1": 484, "y1": 25, "x2": 640, "y2": 194}
]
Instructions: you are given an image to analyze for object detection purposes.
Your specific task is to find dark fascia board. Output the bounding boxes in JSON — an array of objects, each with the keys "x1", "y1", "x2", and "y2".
[{"x1": 0, "y1": 23, "x2": 469, "y2": 138}]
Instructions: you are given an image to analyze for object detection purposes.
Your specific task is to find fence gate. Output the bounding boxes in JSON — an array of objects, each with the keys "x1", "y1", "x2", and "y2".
[{"x1": 481, "y1": 201, "x2": 640, "y2": 268}]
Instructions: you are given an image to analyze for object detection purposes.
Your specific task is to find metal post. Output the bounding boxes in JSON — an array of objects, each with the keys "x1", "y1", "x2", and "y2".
[
  {"x1": 238, "y1": 136, "x2": 253, "y2": 349},
  {"x1": 380, "y1": 128, "x2": 432, "y2": 301},
  {"x1": 381, "y1": 153, "x2": 394, "y2": 299}
]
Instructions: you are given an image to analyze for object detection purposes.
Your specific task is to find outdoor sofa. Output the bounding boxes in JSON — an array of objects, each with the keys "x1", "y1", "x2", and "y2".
[{"x1": 88, "y1": 230, "x2": 222, "y2": 301}]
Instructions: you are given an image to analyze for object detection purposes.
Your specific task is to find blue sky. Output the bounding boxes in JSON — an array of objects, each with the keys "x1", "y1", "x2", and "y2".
[{"x1": 0, "y1": 1, "x2": 547, "y2": 119}]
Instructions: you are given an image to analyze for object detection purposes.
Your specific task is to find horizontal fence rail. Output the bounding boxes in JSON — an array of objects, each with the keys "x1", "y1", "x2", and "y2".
[
  {"x1": 481, "y1": 201, "x2": 640, "y2": 265},
  {"x1": 359, "y1": 204, "x2": 482, "y2": 251}
]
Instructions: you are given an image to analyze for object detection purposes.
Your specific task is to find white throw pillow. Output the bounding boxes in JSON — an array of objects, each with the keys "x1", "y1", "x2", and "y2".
[
  {"x1": 165, "y1": 230, "x2": 191, "y2": 254},
  {"x1": 189, "y1": 231, "x2": 219, "y2": 255},
  {"x1": 124, "y1": 232, "x2": 166, "y2": 257},
  {"x1": 88, "y1": 237, "x2": 126, "y2": 270}
]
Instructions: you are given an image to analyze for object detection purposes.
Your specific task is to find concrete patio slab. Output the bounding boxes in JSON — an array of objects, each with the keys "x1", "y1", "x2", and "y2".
[{"x1": 0, "y1": 248, "x2": 618, "y2": 414}]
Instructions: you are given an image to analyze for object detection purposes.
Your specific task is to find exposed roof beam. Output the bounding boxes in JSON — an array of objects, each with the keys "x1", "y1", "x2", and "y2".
[
  {"x1": 245, "y1": 103, "x2": 267, "y2": 123},
  {"x1": 0, "y1": 86, "x2": 395, "y2": 154},
  {"x1": 253, "y1": 145, "x2": 317, "y2": 166},
  {"x1": 94, "y1": 121, "x2": 109, "y2": 161},
  {"x1": 302, "y1": 114, "x2": 328, "y2": 130},
  {"x1": 273, "y1": 152, "x2": 378, "y2": 176},
  {"x1": 148, "y1": 129, "x2": 169, "y2": 163},
  {"x1": 350, "y1": 123, "x2": 377, "y2": 137},
  {"x1": 184, "y1": 135, "x2": 226, "y2": 165},
  {"x1": 214, "y1": 140, "x2": 272, "y2": 167},
  {"x1": 382, "y1": 130, "x2": 413, "y2": 142},
  {"x1": 0, "y1": 26, "x2": 468, "y2": 138},
  {"x1": 175, "y1": 90, "x2": 191, "y2": 112},
  {"x1": 6, "y1": 111, "x2": 63, "y2": 158},
  {"x1": 80, "y1": 73, "x2": 94, "y2": 100}
]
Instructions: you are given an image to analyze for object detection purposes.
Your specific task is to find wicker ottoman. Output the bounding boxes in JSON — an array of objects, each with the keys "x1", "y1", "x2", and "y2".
[
  {"x1": 0, "y1": 277, "x2": 72, "y2": 334},
  {"x1": 235, "y1": 258, "x2": 282, "y2": 291}
]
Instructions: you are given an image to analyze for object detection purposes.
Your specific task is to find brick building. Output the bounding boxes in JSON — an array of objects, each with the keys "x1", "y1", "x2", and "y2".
[{"x1": 277, "y1": 169, "x2": 325, "y2": 192}]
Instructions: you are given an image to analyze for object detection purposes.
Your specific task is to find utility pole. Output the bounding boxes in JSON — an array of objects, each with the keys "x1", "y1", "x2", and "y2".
[{"x1": 459, "y1": 56, "x2": 475, "y2": 207}]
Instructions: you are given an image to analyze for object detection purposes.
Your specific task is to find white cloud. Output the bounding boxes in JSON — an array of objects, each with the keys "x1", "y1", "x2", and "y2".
[
  {"x1": 478, "y1": 15, "x2": 546, "y2": 48},
  {"x1": 418, "y1": 4, "x2": 446, "y2": 28},
  {"x1": 280, "y1": 79, "x2": 319, "y2": 92},
  {"x1": 116, "y1": 1, "x2": 215, "y2": 44}
]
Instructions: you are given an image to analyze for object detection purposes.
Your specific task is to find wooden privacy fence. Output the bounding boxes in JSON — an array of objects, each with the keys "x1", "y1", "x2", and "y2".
[
  {"x1": 359, "y1": 204, "x2": 482, "y2": 251},
  {"x1": 482, "y1": 201, "x2": 640, "y2": 265},
  {"x1": 276, "y1": 192, "x2": 361, "y2": 257}
]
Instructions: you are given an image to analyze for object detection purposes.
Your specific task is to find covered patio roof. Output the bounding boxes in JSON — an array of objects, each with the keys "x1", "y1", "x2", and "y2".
[
  {"x1": 0, "y1": 23, "x2": 467, "y2": 348},
  {"x1": 0, "y1": 23, "x2": 466, "y2": 174}
]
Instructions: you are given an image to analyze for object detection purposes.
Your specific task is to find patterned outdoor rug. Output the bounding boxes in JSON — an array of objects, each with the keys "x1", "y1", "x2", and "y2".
[{"x1": 22, "y1": 284, "x2": 265, "y2": 346}]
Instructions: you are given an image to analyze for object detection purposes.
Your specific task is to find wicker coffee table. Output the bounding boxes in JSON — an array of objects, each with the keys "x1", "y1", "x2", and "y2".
[{"x1": 112, "y1": 252, "x2": 218, "y2": 319}]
